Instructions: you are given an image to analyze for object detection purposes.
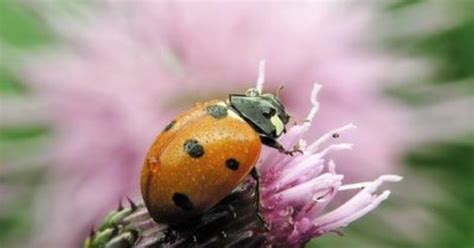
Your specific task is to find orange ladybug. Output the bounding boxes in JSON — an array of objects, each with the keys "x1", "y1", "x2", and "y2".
[{"x1": 140, "y1": 87, "x2": 296, "y2": 223}]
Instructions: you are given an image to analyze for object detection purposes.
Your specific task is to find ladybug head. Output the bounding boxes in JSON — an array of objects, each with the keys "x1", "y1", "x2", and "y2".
[{"x1": 229, "y1": 87, "x2": 290, "y2": 138}]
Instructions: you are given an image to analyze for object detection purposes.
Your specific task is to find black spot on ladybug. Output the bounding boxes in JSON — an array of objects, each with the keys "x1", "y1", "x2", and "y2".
[
  {"x1": 206, "y1": 105, "x2": 228, "y2": 119},
  {"x1": 164, "y1": 120, "x2": 176, "y2": 132},
  {"x1": 225, "y1": 158, "x2": 240, "y2": 171},
  {"x1": 172, "y1": 193, "x2": 194, "y2": 211},
  {"x1": 183, "y1": 139, "x2": 204, "y2": 158}
]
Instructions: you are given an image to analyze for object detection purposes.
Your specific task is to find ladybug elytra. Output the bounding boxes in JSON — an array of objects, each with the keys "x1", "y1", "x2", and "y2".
[{"x1": 140, "y1": 86, "x2": 297, "y2": 224}]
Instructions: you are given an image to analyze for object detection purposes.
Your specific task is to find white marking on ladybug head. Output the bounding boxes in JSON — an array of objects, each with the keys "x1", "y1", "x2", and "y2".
[{"x1": 271, "y1": 114, "x2": 285, "y2": 136}]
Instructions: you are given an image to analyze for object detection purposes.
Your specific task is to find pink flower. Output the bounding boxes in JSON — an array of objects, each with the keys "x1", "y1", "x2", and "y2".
[
  {"x1": 17, "y1": 1, "x2": 408, "y2": 246},
  {"x1": 258, "y1": 80, "x2": 402, "y2": 246}
]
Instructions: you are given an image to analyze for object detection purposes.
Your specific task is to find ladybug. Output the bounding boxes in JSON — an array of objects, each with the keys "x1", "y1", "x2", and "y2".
[{"x1": 140, "y1": 87, "x2": 297, "y2": 224}]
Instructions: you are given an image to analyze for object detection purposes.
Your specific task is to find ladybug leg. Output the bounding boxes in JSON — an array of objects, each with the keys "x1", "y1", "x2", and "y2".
[
  {"x1": 251, "y1": 168, "x2": 269, "y2": 231},
  {"x1": 162, "y1": 228, "x2": 178, "y2": 243},
  {"x1": 191, "y1": 235, "x2": 198, "y2": 246},
  {"x1": 260, "y1": 136, "x2": 303, "y2": 156}
]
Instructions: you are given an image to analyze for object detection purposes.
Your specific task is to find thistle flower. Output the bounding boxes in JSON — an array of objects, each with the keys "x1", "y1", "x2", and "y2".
[
  {"x1": 258, "y1": 83, "x2": 402, "y2": 246},
  {"x1": 85, "y1": 73, "x2": 402, "y2": 247}
]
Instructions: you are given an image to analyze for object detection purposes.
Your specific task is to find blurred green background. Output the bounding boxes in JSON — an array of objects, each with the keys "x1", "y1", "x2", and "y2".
[
  {"x1": 0, "y1": 0, "x2": 51, "y2": 245},
  {"x1": 0, "y1": 0, "x2": 473, "y2": 247}
]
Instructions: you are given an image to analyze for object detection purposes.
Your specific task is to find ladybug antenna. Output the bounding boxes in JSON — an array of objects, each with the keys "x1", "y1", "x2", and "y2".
[
  {"x1": 276, "y1": 84, "x2": 284, "y2": 98},
  {"x1": 255, "y1": 60, "x2": 266, "y2": 94}
]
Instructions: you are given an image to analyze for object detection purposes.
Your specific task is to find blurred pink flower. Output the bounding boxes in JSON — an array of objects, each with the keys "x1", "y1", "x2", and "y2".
[{"x1": 18, "y1": 1, "x2": 407, "y2": 247}]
